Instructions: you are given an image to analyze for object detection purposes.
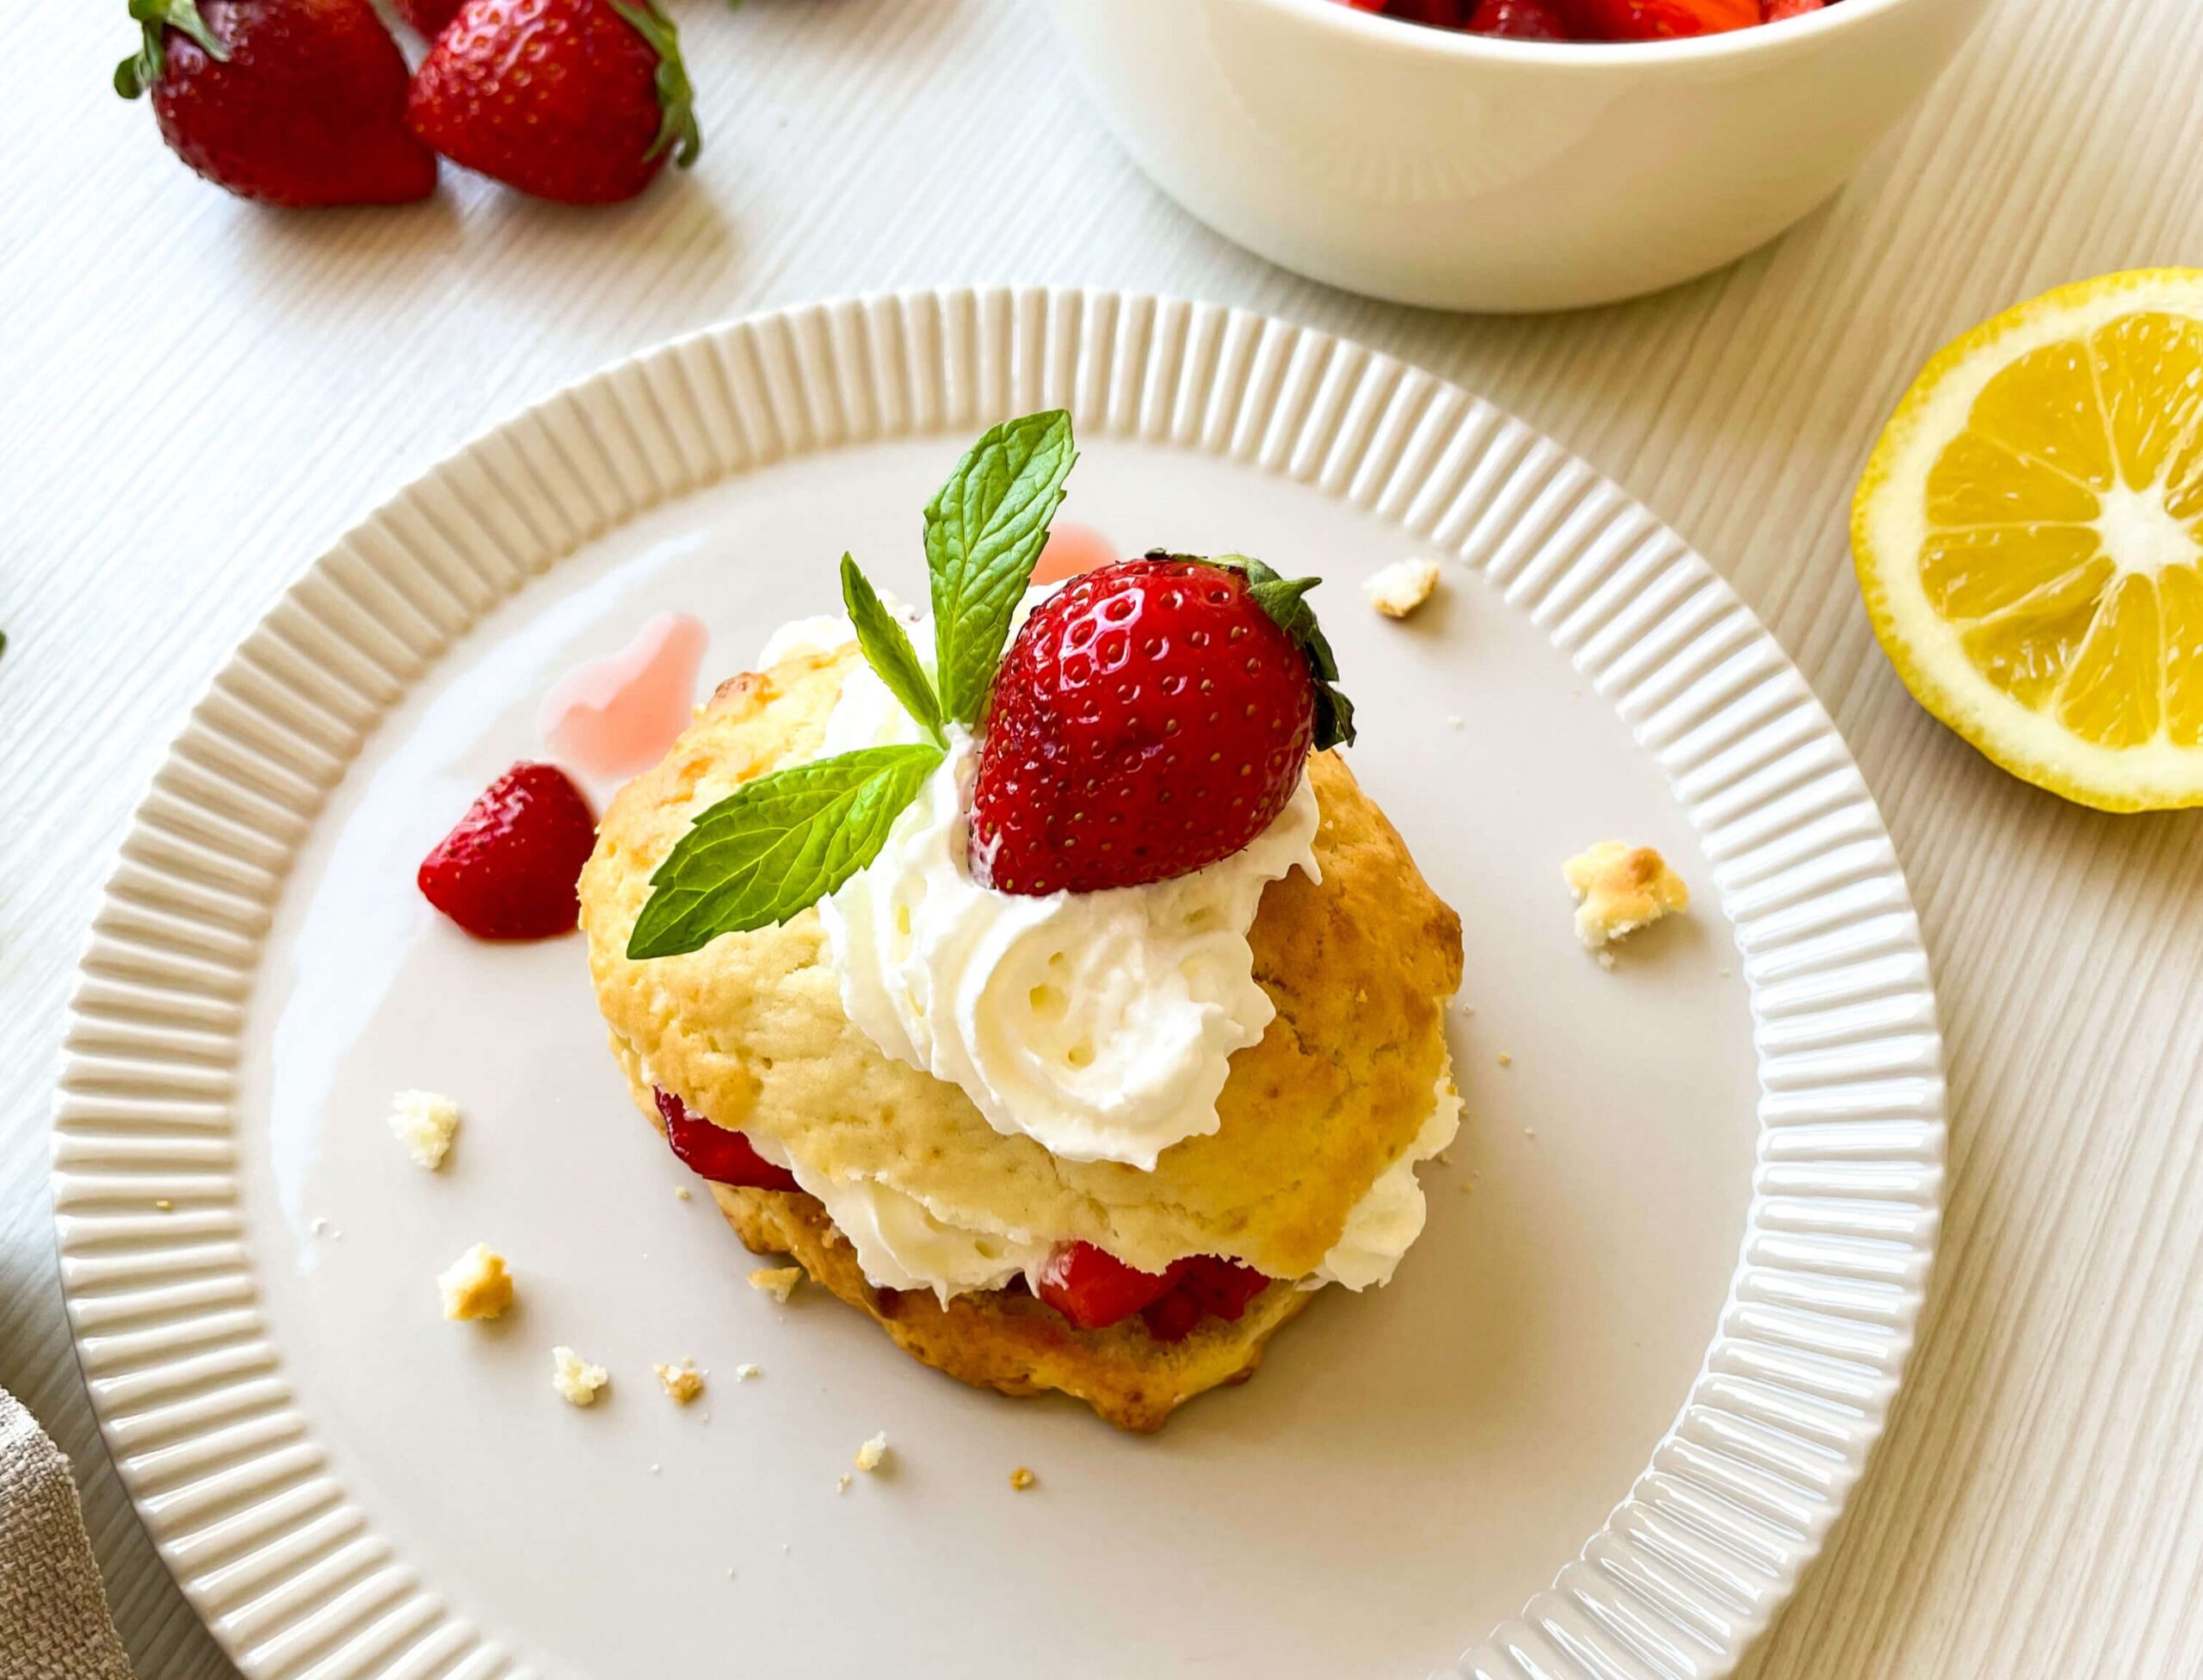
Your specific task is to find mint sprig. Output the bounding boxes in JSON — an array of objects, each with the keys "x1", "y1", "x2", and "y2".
[
  {"x1": 926, "y1": 411, "x2": 1077, "y2": 725},
  {"x1": 625, "y1": 745, "x2": 944, "y2": 958},
  {"x1": 840, "y1": 553, "x2": 944, "y2": 746}
]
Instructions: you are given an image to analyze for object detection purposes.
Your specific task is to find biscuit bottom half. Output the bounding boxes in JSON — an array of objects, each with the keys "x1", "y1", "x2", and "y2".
[{"x1": 708, "y1": 1182, "x2": 1315, "y2": 1435}]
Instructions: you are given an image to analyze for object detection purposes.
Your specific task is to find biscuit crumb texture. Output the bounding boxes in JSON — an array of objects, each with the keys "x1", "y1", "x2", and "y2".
[
  {"x1": 390, "y1": 1089, "x2": 461, "y2": 1169},
  {"x1": 854, "y1": 1431, "x2": 889, "y2": 1473},
  {"x1": 749, "y1": 1265, "x2": 803, "y2": 1303},
  {"x1": 1009, "y1": 1466, "x2": 1036, "y2": 1492},
  {"x1": 1366, "y1": 557, "x2": 1442, "y2": 619},
  {"x1": 551, "y1": 1346, "x2": 609, "y2": 1406},
  {"x1": 735, "y1": 1362, "x2": 762, "y2": 1381},
  {"x1": 1564, "y1": 842, "x2": 1689, "y2": 951},
  {"x1": 654, "y1": 1360, "x2": 706, "y2": 1404},
  {"x1": 438, "y1": 1244, "x2": 512, "y2": 1320}
]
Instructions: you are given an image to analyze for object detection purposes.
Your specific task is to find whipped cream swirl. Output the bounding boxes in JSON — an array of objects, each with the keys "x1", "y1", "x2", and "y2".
[{"x1": 811, "y1": 616, "x2": 1319, "y2": 1170}]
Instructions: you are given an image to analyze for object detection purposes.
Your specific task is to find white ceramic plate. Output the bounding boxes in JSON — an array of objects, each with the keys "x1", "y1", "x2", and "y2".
[{"x1": 53, "y1": 289, "x2": 1942, "y2": 1680}]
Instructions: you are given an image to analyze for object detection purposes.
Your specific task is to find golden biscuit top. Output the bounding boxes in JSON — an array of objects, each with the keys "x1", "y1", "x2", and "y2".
[{"x1": 579, "y1": 644, "x2": 1462, "y2": 1279}]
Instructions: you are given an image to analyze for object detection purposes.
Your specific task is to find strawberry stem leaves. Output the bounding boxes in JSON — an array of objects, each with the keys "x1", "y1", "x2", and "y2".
[
  {"x1": 1203, "y1": 553, "x2": 1357, "y2": 750},
  {"x1": 114, "y1": 0, "x2": 228, "y2": 99},
  {"x1": 611, "y1": 0, "x2": 701, "y2": 168},
  {"x1": 626, "y1": 744, "x2": 944, "y2": 958},
  {"x1": 926, "y1": 410, "x2": 1077, "y2": 726},
  {"x1": 841, "y1": 553, "x2": 945, "y2": 746}
]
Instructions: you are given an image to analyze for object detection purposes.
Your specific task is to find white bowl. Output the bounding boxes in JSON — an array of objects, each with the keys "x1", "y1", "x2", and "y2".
[{"x1": 1045, "y1": 0, "x2": 1996, "y2": 312}]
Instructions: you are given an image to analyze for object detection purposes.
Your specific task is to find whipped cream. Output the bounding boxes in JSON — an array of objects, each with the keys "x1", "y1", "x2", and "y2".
[
  {"x1": 743, "y1": 1061, "x2": 1458, "y2": 1302},
  {"x1": 1311, "y1": 1070, "x2": 1462, "y2": 1291},
  {"x1": 809, "y1": 604, "x2": 1320, "y2": 1170}
]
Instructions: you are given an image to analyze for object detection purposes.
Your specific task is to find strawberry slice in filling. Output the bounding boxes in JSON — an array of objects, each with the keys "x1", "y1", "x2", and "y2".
[
  {"x1": 653, "y1": 1088, "x2": 800, "y2": 1191},
  {"x1": 1038, "y1": 1241, "x2": 1271, "y2": 1342}
]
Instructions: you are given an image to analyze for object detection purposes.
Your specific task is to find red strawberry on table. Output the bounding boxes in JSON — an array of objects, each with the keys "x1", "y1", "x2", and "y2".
[
  {"x1": 407, "y1": 0, "x2": 701, "y2": 206},
  {"x1": 971, "y1": 553, "x2": 1355, "y2": 897},
  {"x1": 391, "y1": 0, "x2": 466, "y2": 39},
  {"x1": 417, "y1": 762, "x2": 597, "y2": 939},
  {"x1": 114, "y1": 0, "x2": 436, "y2": 207}
]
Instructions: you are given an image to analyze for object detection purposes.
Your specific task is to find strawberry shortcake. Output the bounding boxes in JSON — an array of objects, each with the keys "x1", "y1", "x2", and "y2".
[{"x1": 579, "y1": 412, "x2": 1464, "y2": 1431}]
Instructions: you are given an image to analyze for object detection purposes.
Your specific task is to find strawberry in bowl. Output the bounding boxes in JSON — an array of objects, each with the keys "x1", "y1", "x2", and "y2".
[
  {"x1": 577, "y1": 411, "x2": 1465, "y2": 1432},
  {"x1": 1337, "y1": 0, "x2": 1826, "y2": 38}
]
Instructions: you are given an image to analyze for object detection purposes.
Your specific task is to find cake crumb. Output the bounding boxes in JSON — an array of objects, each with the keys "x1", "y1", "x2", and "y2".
[
  {"x1": 654, "y1": 1360, "x2": 706, "y2": 1405},
  {"x1": 152, "y1": 1198, "x2": 174, "y2": 1212},
  {"x1": 749, "y1": 1266, "x2": 803, "y2": 1303},
  {"x1": 836, "y1": 1473, "x2": 853, "y2": 1495},
  {"x1": 389, "y1": 1089, "x2": 461, "y2": 1170},
  {"x1": 1366, "y1": 557, "x2": 1442, "y2": 619},
  {"x1": 309, "y1": 1216, "x2": 330, "y2": 1237},
  {"x1": 1445, "y1": 715, "x2": 1464, "y2": 730},
  {"x1": 675, "y1": 1186, "x2": 692, "y2": 1201},
  {"x1": 854, "y1": 1431, "x2": 889, "y2": 1473},
  {"x1": 1564, "y1": 842, "x2": 1689, "y2": 953},
  {"x1": 1009, "y1": 1466, "x2": 1037, "y2": 1492},
  {"x1": 438, "y1": 1243, "x2": 513, "y2": 1320},
  {"x1": 1435, "y1": 1149, "x2": 1453, "y2": 1167},
  {"x1": 734, "y1": 1363, "x2": 762, "y2": 1381},
  {"x1": 551, "y1": 1345, "x2": 609, "y2": 1406},
  {"x1": 650, "y1": 1463, "x2": 662, "y2": 1474},
  {"x1": 1496, "y1": 1052, "x2": 1513, "y2": 1067}
]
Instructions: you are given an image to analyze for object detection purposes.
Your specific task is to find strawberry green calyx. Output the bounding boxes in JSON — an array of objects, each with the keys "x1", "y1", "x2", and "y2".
[
  {"x1": 610, "y1": 0, "x2": 701, "y2": 169},
  {"x1": 114, "y1": 0, "x2": 227, "y2": 97},
  {"x1": 1162, "y1": 552, "x2": 1358, "y2": 751}
]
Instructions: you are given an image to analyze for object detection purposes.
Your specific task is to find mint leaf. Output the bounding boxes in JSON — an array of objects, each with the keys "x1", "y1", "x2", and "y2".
[
  {"x1": 1206, "y1": 553, "x2": 1356, "y2": 750},
  {"x1": 626, "y1": 744, "x2": 943, "y2": 958},
  {"x1": 927, "y1": 410, "x2": 1077, "y2": 725},
  {"x1": 840, "y1": 553, "x2": 944, "y2": 746}
]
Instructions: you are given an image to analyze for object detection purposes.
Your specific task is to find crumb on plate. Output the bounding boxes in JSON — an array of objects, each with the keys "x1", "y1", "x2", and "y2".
[
  {"x1": 675, "y1": 1186, "x2": 692, "y2": 1201},
  {"x1": 735, "y1": 1362, "x2": 762, "y2": 1381},
  {"x1": 551, "y1": 1345, "x2": 609, "y2": 1406},
  {"x1": 389, "y1": 1089, "x2": 461, "y2": 1170},
  {"x1": 654, "y1": 1360, "x2": 706, "y2": 1405},
  {"x1": 854, "y1": 1431, "x2": 889, "y2": 1473},
  {"x1": 1496, "y1": 1052, "x2": 1513, "y2": 1067},
  {"x1": 1564, "y1": 842, "x2": 1689, "y2": 953},
  {"x1": 152, "y1": 1198, "x2": 174, "y2": 1212},
  {"x1": 438, "y1": 1243, "x2": 513, "y2": 1321},
  {"x1": 1009, "y1": 1466, "x2": 1036, "y2": 1492},
  {"x1": 749, "y1": 1265, "x2": 803, "y2": 1303},
  {"x1": 1366, "y1": 557, "x2": 1442, "y2": 620},
  {"x1": 836, "y1": 1473, "x2": 852, "y2": 1495}
]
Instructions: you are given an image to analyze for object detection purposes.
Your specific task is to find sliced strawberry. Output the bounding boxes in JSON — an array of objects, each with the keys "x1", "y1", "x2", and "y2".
[
  {"x1": 1038, "y1": 1243, "x2": 1271, "y2": 1338},
  {"x1": 1036, "y1": 1242, "x2": 1186, "y2": 1331},
  {"x1": 1173, "y1": 1255, "x2": 1271, "y2": 1324},
  {"x1": 1466, "y1": 0, "x2": 1573, "y2": 37},
  {"x1": 1762, "y1": 0, "x2": 1823, "y2": 17},
  {"x1": 1140, "y1": 1288, "x2": 1206, "y2": 1343},
  {"x1": 417, "y1": 762, "x2": 595, "y2": 939},
  {"x1": 653, "y1": 1088, "x2": 801, "y2": 1191},
  {"x1": 1564, "y1": 0, "x2": 1756, "y2": 36}
]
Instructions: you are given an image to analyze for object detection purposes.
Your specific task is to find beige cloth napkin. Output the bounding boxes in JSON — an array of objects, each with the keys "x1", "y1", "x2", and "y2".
[{"x1": 0, "y1": 1388, "x2": 133, "y2": 1680}]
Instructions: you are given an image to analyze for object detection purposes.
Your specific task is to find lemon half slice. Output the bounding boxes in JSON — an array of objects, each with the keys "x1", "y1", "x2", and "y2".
[{"x1": 1854, "y1": 269, "x2": 2203, "y2": 811}]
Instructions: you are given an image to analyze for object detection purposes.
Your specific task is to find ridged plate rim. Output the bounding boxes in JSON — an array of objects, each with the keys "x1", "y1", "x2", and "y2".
[{"x1": 52, "y1": 285, "x2": 1944, "y2": 1680}]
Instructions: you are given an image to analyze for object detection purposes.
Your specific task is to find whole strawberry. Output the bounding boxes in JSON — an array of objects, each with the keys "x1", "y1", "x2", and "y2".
[
  {"x1": 971, "y1": 554, "x2": 1355, "y2": 897},
  {"x1": 417, "y1": 762, "x2": 597, "y2": 939},
  {"x1": 407, "y1": 0, "x2": 700, "y2": 206},
  {"x1": 114, "y1": 0, "x2": 436, "y2": 207}
]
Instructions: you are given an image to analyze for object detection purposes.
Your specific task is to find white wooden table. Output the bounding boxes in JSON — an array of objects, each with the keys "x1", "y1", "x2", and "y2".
[{"x1": 6, "y1": 0, "x2": 2200, "y2": 1673}]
